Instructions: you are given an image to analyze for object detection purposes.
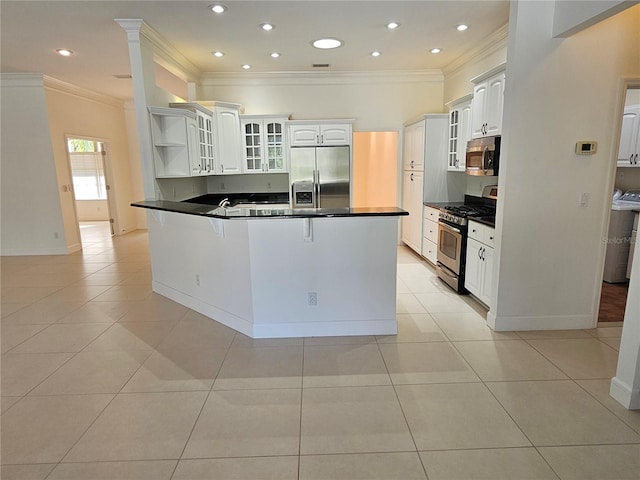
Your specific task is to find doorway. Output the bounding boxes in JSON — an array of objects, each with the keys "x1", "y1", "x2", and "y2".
[
  {"x1": 598, "y1": 86, "x2": 640, "y2": 323},
  {"x1": 66, "y1": 136, "x2": 116, "y2": 242}
]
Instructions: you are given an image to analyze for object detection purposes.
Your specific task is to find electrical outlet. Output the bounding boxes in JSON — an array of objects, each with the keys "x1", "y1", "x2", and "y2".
[
  {"x1": 308, "y1": 292, "x2": 318, "y2": 306},
  {"x1": 53, "y1": 232, "x2": 59, "y2": 239},
  {"x1": 267, "y1": 182, "x2": 271, "y2": 190},
  {"x1": 221, "y1": 182, "x2": 225, "y2": 190},
  {"x1": 195, "y1": 274, "x2": 200, "y2": 286}
]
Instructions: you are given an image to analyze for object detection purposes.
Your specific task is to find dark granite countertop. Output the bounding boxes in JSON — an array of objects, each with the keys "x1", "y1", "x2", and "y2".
[
  {"x1": 188, "y1": 192, "x2": 290, "y2": 207},
  {"x1": 131, "y1": 200, "x2": 408, "y2": 219},
  {"x1": 468, "y1": 216, "x2": 496, "y2": 228},
  {"x1": 423, "y1": 201, "x2": 465, "y2": 209}
]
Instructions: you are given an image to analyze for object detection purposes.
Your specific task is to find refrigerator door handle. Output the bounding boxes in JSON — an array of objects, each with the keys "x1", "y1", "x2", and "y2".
[{"x1": 314, "y1": 169, "x2": 320, "y2": 208}]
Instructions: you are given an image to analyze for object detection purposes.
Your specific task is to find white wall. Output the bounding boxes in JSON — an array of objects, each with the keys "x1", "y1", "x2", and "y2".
[
  {"x1": 76, "y1": 200, "x2": 109, "y2": 221},
  {"x1": 488, "y1": 2, "x2": 640, "y2": 330},
  {"x1": 44, "y1": 80, "x2": 138, "y2": 236},
  {"x1": 197, "y1": 71, "x2": 445, "y2": 132},
  {"x1": 0, "y1": 74, "x2": 69, "y2": 255}
]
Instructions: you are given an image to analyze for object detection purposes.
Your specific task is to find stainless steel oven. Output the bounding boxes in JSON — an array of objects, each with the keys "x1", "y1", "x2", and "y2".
[{"x1": 436, "y1": 220, "x2": 466, "y2": 292}]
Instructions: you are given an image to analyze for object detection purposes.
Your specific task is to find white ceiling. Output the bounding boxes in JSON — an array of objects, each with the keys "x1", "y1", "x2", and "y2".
[{"x1": 1, "y1": 0, "x2": 510, "y2": 100}]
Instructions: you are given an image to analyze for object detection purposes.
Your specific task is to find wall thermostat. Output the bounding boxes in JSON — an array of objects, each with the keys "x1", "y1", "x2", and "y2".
[{"x1": 575, "y1": 141, "x2": 597, "y2": 155}]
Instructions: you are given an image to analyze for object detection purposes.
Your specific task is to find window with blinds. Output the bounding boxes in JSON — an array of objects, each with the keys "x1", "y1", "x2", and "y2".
[{"x1": 67, "y1": 139, "x2": 107, "y2": 200}]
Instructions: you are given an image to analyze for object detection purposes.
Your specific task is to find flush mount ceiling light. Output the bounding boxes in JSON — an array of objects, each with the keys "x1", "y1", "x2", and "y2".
[
  {"x1": 212, "y1": 51, "x2": 225, "y2": 57},
  {"x1": 386, "y1": 22, "x2": 400, "y2": 29},
  {"x1": 209, "y1": 4, "x2": 226, "y2": 13},
  {"x1": 312, "y1": 38, "x2": 343, "y2": 49},
  {"x1": 430, "y1": 48, "x2": 442, "y2": 54},
  {"x1": 370, "y1": 51, "x2": 381, "y2": 57},
  {"x1": 56, "y1": 48, "x2": 73, "y2": 57},
  {"x1": 260, "y1": 23, "x2": 274, "y2": 31},
  {"x1": 270, "y1": 52, "x2": 280, "y2": 58},
  {"x1": 242, "y1": 64, "x2": 252, "y2": 69},
  {"x1": 457, "y1": 24, "x2": 469, "y2": 31}
]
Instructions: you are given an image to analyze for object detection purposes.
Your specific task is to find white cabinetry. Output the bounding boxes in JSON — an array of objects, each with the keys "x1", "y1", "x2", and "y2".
[
  {"x1": 401, "y1": 115, "x2": 450, "y2": 255},
  {"x1": 214, "y1": 103, "x2": 243, "y2": 174},
  {"x1": 403, "y1": 121, "x2": 425, "y2": 171},
  {"x1": 471, "y1": 66, "x2": 506, "y2": 139},
  {"x1": 169, "y1": 103, "x2": 215, "y2": 174},
  {"x1": 148, "y1": 106, "x2": 201, "y2": 178},
  {"x1": 617, "y1": 104, "x2": 640, "y2": 167},
  {"x1": 288, "y1": 121, "x2": 352, "y2": 146},
  {"x1": 401, "y1": 170, "x2": 424, "y2": 252},
  {"x1": 422, "y1": 205, "x2": 440, "y2": 265},
  {"x1": 447, "y1": 95, "x2": 473, "y2": 171},
  {"x1": 465, "y1": 220, "x2": 495, "y2": 307},
  {"x1": 241, "y1": 115, "x2": 289, "y2": 173}
]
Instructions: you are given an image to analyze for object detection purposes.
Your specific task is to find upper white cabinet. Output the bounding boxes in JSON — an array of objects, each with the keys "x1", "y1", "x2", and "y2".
[
  {"x1": 165, "y1": 101, "x2": 243, "y2": 176},
  {"x1": 403, "y1": 121, "x2": 426, "y2": 171},
  {"x1": 148, "y1": 106, "x2": 202, "y2": 178},
  {"x1": 447, "y1": 95, "x2": 473, "y2": 171},
  {"x1": 471, "y1": 66, "x2": 506, "y2": 139},
  {"x1": 241, "y1": 115, "x2": 289, "y2": 174},
  {"x1": 617, "y1": 104, "x2": 640, "y2": 167},
  {"x1": 288, "y1": 121, "x2": 353, "y2": 146},
  {"x1": 214, "y1": 102, "x2": 243, "y2": 174},
  {"x1": 168, "y1": 102, "x2": 215, "y2": 175}
]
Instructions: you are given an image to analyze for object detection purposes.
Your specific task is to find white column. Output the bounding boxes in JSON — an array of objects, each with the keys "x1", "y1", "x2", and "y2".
[{"x1": 115, "y1": 19, "x2": 157, "y2": 200}]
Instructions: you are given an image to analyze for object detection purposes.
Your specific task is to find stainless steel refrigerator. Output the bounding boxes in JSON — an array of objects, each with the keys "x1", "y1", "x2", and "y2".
[{"x1": 290, "y1": 146, "x2": 350, "y2": 208}]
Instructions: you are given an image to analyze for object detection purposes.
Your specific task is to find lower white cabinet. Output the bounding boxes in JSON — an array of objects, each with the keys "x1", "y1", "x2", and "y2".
[
  {"x1": 422, "y1": 205, "x2": 440, "y2": 264},
  {"x1": 465, "y1": 220, "x2": 495, "y2": 307},
  {"x1": 401, "y1": 170, "x2": 424, "y2": 253}
]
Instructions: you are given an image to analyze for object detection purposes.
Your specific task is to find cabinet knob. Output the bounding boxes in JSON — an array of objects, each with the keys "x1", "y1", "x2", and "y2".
[{"x1": 489, "y1": 236, "x2": 494, "y2": 240}]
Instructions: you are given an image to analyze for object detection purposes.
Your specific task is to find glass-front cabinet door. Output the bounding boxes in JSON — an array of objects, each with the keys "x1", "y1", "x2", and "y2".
[
  {"x1": 242, "y1": 121, "x2": 262, "y2": 172},
  {"x1": 241, "y1": 115, "x2": 289, "y2": 173}
]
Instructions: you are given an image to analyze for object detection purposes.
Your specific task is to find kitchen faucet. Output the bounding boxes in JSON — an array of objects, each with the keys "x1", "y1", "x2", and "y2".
[{"x1": 218, "y1": 197, "x2": 230, "y2": 208}]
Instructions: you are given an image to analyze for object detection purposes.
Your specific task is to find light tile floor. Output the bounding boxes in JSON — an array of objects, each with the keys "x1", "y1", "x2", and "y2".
[{"x1": 1, "y1": 223, "x2": 639, "y2": 479}]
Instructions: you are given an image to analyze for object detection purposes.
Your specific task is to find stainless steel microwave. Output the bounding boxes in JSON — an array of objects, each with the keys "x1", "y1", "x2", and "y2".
[{"x1": 466, "y1": 136, "x2": 500, "y2": 176}]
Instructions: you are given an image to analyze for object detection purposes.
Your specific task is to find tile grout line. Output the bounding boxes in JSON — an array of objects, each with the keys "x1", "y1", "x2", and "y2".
[
  {"x1": 168, "y1": 324, "x2": 237, "y2": 480},
  {"x1": 373, "y1": 339, "x2": 428, "y2": 479}
]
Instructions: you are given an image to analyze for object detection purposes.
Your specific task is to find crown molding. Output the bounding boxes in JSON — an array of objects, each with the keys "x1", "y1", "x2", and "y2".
[
  {"x1": 200, "y1": 69, "x2": 444, "y2": 87},
  {"x1": 43, "y1": 76, "x2": 124, "y2": 108},
  {"x1": 116, "y1": 18, "x2": 201, "y2": 83},
  {"x1": 442, "y1": 23, "x2": 509, "y2": 77},
  {"x1": 1, "y1": 73, "x2": 46, "y2": 87}
]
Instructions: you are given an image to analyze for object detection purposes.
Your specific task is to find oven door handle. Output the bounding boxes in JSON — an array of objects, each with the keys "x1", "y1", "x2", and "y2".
[{"x1": 439, "y1": 222, "x2": 462, "y2": 234}]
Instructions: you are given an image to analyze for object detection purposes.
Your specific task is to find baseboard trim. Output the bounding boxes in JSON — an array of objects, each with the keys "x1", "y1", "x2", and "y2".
[
  {"x1": 487, "y1": 312, "x2": 595, "y2": 331},
  {"x1": 0, "y1": 246, "x2": 69, "y2": 256},
  {"x1": 610, "y1": 376, "x2": 640, "y2": 410}
]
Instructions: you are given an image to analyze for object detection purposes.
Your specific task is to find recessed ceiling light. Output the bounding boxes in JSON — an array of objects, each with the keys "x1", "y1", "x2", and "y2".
[
  {"x1": 371, "y1": 51, "x2": 381, "y2": 57},
  {"x1": 212, "y1": 51, "x2": 225, "y2": 57},
  {"x1": 312, "y1": 38, "x2": 343, "y2": 49},
  {"x1": 430, "y1": 48, "x2": 442, "y2": 54},
  {"x1": 260, "y1": 23, "x2": 274, "y2": 31},
  {"x1": 457, "y1": 24, "x2": 469, "y2": 31},
  {"x1": 270, "y1": 52, "x2": 280, "y2": 58},
  {"x1": 56, "y1": 48, "x2": 73, "y2": 57},
  {"x1": 386, "y1": 22, "x2": 399, "y2": 29},
  {"x1": 242, "y1": 64, "x2": 251, "y2": 69},
  {"x1": 209, "y1": 4, "x2": 226, "y2": 13}
]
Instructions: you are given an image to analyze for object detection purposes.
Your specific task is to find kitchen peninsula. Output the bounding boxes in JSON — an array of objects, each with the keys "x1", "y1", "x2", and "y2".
[{"x1": 132, "y1": 199, "x2": 407, "y2": 338}]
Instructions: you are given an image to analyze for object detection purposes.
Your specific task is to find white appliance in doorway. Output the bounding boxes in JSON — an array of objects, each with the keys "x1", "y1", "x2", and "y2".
[{"x1": 603, "y1": 189, "x2": 640, "y2": 282}]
